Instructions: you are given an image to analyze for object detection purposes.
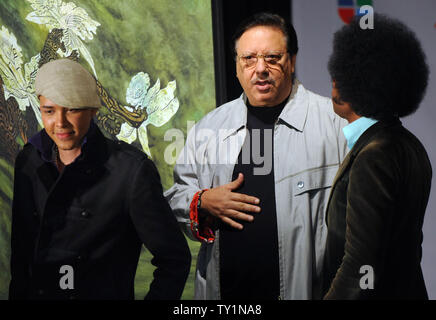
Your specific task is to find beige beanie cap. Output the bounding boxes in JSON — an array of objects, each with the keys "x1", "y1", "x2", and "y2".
[{"x1": 35, "y1": 59, "x2": 101, "y2": 109}]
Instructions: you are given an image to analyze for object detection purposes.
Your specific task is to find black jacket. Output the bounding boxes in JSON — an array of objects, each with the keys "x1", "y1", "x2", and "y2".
[
  {"x1": 9, "y1": 123, "x2": 191, "y2": 300},
  {"x1": 323, "y1": 119, "x2": 432, "y2": 299}
]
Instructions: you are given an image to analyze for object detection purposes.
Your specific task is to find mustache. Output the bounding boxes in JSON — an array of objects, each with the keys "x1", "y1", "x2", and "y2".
[{"x1": 251, "y1": 77, "x2": 275, "y2": 85}]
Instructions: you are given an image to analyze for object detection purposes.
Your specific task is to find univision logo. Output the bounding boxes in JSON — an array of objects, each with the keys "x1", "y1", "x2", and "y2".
[{"x1": 338, "y1": 0, "x2": 373, "y2": 24}]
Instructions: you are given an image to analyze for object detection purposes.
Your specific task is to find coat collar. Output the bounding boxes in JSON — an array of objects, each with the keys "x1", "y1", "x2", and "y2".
[
  {"x1": 28, "y1": 127, "x2": 57, "y2": 163},
  {"x1": 277, "y1": 79, "x2": 308, "y2": 132},
  {"x1": 348, "y1": 117, "x2": 400, "y2": 158},
  {"x1": 220, "y1": 79, "x2": 309, "y2": 141},
  {"x1": 32, "y1": 121, "x2": 109, "y2": 196},
  {"x1": 326, "y1": 118, "x2": 402, "y2": 214}
]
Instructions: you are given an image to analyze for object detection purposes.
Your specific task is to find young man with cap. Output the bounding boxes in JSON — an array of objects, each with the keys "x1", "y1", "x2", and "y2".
[{"x1": 9, "y1": 58, "x2": 191, "y2": 300}]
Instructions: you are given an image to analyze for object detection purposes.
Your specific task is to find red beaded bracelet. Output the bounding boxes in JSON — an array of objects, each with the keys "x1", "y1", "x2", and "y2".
[{"x1": 189, "y1": 189, "x2": 215, "y2": 243}]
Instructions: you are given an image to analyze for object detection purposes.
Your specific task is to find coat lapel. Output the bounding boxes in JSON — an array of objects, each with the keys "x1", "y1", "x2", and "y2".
[
  {"x1": 325, "y1": 118, "x2": 401, "y2": 223},
  {"x1": 331, "y1": 151, "x2": 352, "y2": 188},
  {"x1": 325, "y1": 151, "x2": 354, "y2": 220}
]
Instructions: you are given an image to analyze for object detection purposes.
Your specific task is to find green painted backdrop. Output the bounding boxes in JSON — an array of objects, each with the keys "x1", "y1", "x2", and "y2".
[{"x1": 0, "y1": 0, "x2": 215, "y2": 299}]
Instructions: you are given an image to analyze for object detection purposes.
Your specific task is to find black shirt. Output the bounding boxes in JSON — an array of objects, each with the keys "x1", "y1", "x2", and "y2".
[{"x1": 219, "y1": 99, "x2": 286, "y2": 300}]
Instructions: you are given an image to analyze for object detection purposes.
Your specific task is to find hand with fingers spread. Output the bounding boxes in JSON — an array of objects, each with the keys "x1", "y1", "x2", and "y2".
[{"x1": 199, "y1": 173, "x2": 261, "y2": 230}]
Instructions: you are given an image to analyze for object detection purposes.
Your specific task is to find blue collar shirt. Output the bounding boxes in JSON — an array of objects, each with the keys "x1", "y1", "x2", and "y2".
[{"x1": 342, "y1": 116, "x2": 378, "y2": 150}]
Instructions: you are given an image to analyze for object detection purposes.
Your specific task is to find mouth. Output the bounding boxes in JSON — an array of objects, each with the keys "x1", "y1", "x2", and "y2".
[
  {"x1": 55, "y1": 132, "x2": 74, "y2": 140},
  {"x1": 254, "y1": 81, "x2": 272, "y2": 91}
]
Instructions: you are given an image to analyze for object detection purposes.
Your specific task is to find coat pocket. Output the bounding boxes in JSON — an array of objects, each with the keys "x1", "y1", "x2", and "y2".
[{"x1": 292, "y1": 165, "x2": 339, "y2": 196}]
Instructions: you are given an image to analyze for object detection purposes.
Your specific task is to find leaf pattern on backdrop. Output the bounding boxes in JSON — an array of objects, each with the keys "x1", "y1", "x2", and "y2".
[
  {"x1": 26, "y1": 0, "x2": 100, "y2": 77},
  {"x1": 0, "y1": 0, "x2": 180, "y2": 157},
  {"x1": 117, "y1": 72, "x2": 179, "y2": 157},
  {"x1": 0, "y1": 26, "x2": 41, "y2": 126}
]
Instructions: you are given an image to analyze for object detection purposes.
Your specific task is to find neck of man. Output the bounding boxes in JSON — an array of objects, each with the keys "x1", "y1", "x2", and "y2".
[
  {"x1": 346, "y1": 112, "x2": 361, "y2": 124},
  {"x1": 248, "y1": 88, "x2": 292, "y2": 108},
  {"x1": 247, "y1": 95, "x2": 289, "y2": 108},
  {"x1": 57, "y1": 147, "x2": 82, "y2": 170}
]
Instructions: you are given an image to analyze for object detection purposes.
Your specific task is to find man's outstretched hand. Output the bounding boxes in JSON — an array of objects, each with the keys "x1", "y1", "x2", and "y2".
[{"x1": 200, "y1": 173, "x2": 261, "y2": 230}]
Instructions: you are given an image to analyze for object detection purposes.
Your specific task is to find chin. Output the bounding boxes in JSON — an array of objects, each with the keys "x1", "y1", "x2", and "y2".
[
  {"x1": 249, "y1": 96, "x2": 273, "y2": 106},
  {"x1": 258, "y1": 99, "x2": 278, "y2": 107},
  {"x1": 55, "y1": 142, "x2": 77, "y2": 151}
]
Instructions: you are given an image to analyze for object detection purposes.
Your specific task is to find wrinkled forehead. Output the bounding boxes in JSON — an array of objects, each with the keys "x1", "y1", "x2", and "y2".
[{"x1": 235, "y1": 25, "x2": 287, "y2": 54}]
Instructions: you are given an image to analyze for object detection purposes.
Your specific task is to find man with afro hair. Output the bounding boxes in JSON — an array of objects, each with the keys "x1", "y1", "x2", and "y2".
[{"x1": 322, "y1": 13, "x2": 432, "y2": 299}]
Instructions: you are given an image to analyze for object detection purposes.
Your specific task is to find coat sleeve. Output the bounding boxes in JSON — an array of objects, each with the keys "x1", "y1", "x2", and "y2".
[
  {"x1": 129, "y1": 157, "x2": 191, "y2": 300},
  {"x1": 9, "y1": 150, "x2": 33, "y2": 299},
  {"x1": 164, "y1": 123, "x2": 204, "y2": 241},
  {"x1": 324, "y1": 146, "x2": 398, "y2": 299}
]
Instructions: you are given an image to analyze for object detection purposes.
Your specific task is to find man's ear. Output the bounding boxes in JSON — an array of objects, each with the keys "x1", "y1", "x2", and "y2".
[
  {"x1": 290, "y1": 54, "x2": 296, "y2": 74},
  {"x1": 235, "y1": 59, "x2": 242, "y2": 81},
  {"x1": 331, "y1": 81, "x2": 344, "y2": 106}
]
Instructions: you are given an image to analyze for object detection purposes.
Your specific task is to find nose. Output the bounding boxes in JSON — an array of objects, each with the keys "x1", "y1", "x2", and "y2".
[
  {"x1": 255, "y1": 56, "x2": 268, "y2": 76},
  {"x1": 55, "y1": 110, "x2": 68, "y2": 127}
]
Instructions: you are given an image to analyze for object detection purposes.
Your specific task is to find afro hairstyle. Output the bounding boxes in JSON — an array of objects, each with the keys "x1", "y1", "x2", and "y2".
[{"x1": 328, "y1": 13, "x2": 429, "y2": 120}]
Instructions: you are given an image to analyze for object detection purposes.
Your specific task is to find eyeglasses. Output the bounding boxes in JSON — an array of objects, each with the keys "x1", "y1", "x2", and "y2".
[{"x1": 237, "y1": 52, "x2": 287, "y2": 68}]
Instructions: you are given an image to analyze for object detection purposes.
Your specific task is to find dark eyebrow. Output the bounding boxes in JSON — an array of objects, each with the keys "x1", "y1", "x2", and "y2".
[{"x1": 40, "y1": 105, "x2": 54, "y2": 108}]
